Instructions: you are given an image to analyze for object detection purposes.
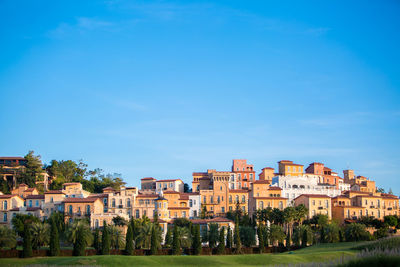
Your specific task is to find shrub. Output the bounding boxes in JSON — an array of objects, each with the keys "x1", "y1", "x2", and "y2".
[{"x1": 345, "y1": 223, "x2": 371, "y2": 242}]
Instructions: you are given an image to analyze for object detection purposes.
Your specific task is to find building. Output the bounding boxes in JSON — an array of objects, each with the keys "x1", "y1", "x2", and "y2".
[
  {"x1": 232, "y1": 159, "x2": 256, "y2": 189},
  {"x1": 155, "y1": 179, "x2": 184, "y2": 193},
  {"x1": 294, "y1": 194, "x2": 332, "y2": 219},
  {"x1": 0, "y1": 194, "x2": 24, "y2": 226}
]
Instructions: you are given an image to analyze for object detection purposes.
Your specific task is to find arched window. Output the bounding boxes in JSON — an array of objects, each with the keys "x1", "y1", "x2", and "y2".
[
  {"x1": 86, "y1": 205, "x2": 90, "y2": 215},
  {"x1": 260, "y1": 201, "x2": 264, "y2": 209},
  {"x1": 127, "y1": 198, "x2": 131, "y2": 207},
  {"x1": 3, "y1": 200, "x2": 7, "y2": 210},
  {"x1": 135, "y1": 209, "x2": 140, "y2": 218},
  {"x1": 112, "y1": 199, "x2": 116, "y2": 208},
  {"x1": 68, "y1": 205, "x2": 73, "y2": 215},
  {"x1": 241, "y1": 196, "x2": 245, "y2": 203},
  {"x1": 119, "y1": 199, "x2": 122, "y2": 206},
  {"x1": 229, "y1": 195, "x2": 232, "y2": 204},
  {"x1": 235, "y1": 195, "x2": 239, "y2": 203}
]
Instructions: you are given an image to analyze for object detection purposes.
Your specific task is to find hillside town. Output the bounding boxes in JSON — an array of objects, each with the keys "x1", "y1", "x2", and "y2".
[{"x1": 1, "y1": 156, "x2": 398, "y2": 237}]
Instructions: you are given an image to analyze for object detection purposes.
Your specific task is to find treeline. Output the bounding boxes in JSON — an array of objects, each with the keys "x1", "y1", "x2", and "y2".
[{"x1": 0, "y1": 151, "x2": 126, "y2": 194}]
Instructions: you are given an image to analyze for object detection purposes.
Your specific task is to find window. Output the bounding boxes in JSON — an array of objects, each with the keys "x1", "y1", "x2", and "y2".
[
  {"x1": 210, "y1": 196, "x2": 213, "y2": 203},
  {"x1": 127, "y1": 199, "x2": 131, "y2": 207},
  {"x1": 260, "y1": 201, "x2": 264, "y2": 209},
  {"x1": 312, "y1": 200, "x2": 315, "y2": 206},
  {"x1": 242, "y1": 196, "x2": 245, "y2": 203},
  {"x1": 28, "y1": 200, "x2": 32, "y2": 207},
  {"x1": 69, "y1": 205, "x2": 73, "y2": 215},
  {"x1": 50, "y1": 197, "x2": 54, "y2": 203},
  {"x1": 203, "y1": 196, "x2": 206, "y2": 204},
  {"x1": 236, "y1": 195, "x2": 239, "y2": 203},
  {"x1": 193, "y1": 210, "x2": 197, "y2": 217},
  {"x1": 221, "y1": 207, "x2": 225, "y2": 213},
  {"x1": 36, "y1": 200, "x2": 39, "y2": 206},
  {"x1": 250, "y1": 174, "x2": 253, "y2": 180},
  {"x1": 3, "y1": 200, "x2": 7, "y2": 210},
  {"x1": 86, "y1": 205, "x2": 90, "y2": 215},
  {"x1": 170, "y1": 182, "x2": 173, "y2": 188},
  {"x1": 3, "y1": 213, "x2": 7, "y2": 222},
  {"x1": 189, "y1": 200, "x2": 193, "y2": 207},
  {"x1": 279, "y1": 201, "x2": 283, "y2": 210},
  {"x1": 135, "y1": 209, "x2": 140, "y2": 218},
  {"x1": 229, "y1": 196, "x2": 232, "y2": 204},
  {"x1": 217, "y1": 196, "x2": 220, "y2": 203},
  {"x1": 112, "y1": 199, "x2": 116, "y2": 208},
  {"x1": 95, "y1": 219, "x2": 99, "y2": 228},
  {"x1": 238, "y1": 174, "x2": 241, "y2": 180},
  {"x1": 325, "y1": 200, "x2": 329, "y2": 208}
]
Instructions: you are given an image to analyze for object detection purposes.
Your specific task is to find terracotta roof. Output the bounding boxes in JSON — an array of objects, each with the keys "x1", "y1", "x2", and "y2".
[
  {"x1": 229, "y1": 189, "x2": 249, "y2": 193},
  {"x1": 26, "y1": 207, "x2": 41, "y2": 211},
  {"x1": 63, "y1": 183, "x2": 81, "y2": 186},
  {"x1": 25, "y1": 195, "x2": 44, "y2": 199},
  {"x1": 19, "y1": 183, "x2": 28, "y2": 187},
  {"x1": 163, "y1": 191, "x2": 180, "y2": 194},
  {"x1": 0, "y1": 194, "x2": 19, "y2": 199},
  {"x1": 103, "y1": 187, "x2": 115, "y2": 191},
  {"x1": 9, "y1": 208, "x2": 20, "y2": 211},
  {"x1": 254, "y1": 197, "x2": 287, "y2": 200},
  {"x1": 24, "y1": 188, "x2": 37, "y2": 192},
  {"x1": 253, "y1": 180, "x2": 270, "y2": 184},
  {"x1": 268, "y1": 186, "x2": 282, "y2": 190},
  {"x1": 278, "y1": 160, "x2": 303, "y2": 166},
  {"x1": 0, "y1": 157, "x2": 25, "y2": 160},
  {"x1": 262, "y1": 167, "x2": 274, "y2": 170},
  {"x1": 179, "y1": 195, "x2": 189, "y2": 200},
  {"x1": 63, "y1": 197, "x2": 100, "y2": 203},
  {"x1": 294, "y1": 194, "x2": 331, "y2": 200},
  {"x1": 141, "y1": 177, "x2": 156, "y2": 180},
  {"x1": 150, "y1": 218, "x2": 167, "y2": 223},
  {"x1": 332, "y1": 195, "x2": 350, "y2": 199},
  {"x1": 192, "y1": 172, "x2": 208, "y2": 176},
  {"x1": 44, "y1": 190, "x2": 65, "y2": 194}
]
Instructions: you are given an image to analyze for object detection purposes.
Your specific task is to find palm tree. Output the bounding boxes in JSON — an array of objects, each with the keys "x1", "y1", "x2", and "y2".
[
  {"x1": 109, "y1": 225, "x2": 125, "y2": 249},
  {"x1": 137, "y1": 222, "x2": 152, "y2": 249},
  {"x1": 65, "y1": 220, "x2": 93, "y2": 248},
  {"x1": 268, "y1": 224, "x2": 285, "y2": 247},
  {"x1": 0, "y1": 225, "x2": 17, "y2": 249},
  {"x1": 30, "y1": 222, "x2": 50, "y2": 249},
  {"x1": 294, "y1": 204, "x2": 308, "y2": 225},
  {"x1": 176, "y1": 226, "x2": 192, "y2": 248},
  {"x1": 283, "y1": 207, "x2": 296, "y2": 238}
]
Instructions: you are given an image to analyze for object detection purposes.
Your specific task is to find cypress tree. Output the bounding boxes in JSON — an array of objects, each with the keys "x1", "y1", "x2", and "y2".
[
  {"x1": 165, "y1": 227, "x2": 172, "y2": 248},
  {"x1": 258, "y1": 226, "x2": 265, "y2": 253},
  {"x1": 73, "y1": 227, "x2": 86, "y2": 256},
  {"x1": 150, "y1": 225, "x2": 158, "y2": 255},
  {"x1": 286, "y1": 232, "x2": 291, "y2": 250},
  {"x1": 125, "y1": 224, "x2": 134, "y2": 255},
  {"x1": 22, "y1": 224, "x2": 33, "y2": 258},
  {"x1": 93, "y1": 228, "x2": 100, "y2": 254},
  {"x1": 192, "y1": 225, "x2": 202, "y2": 255},
  {"x1": 234, "y1": 217, "x2": 241, "y2": 254},
  {"x1": 302, "y1": 228, "x2": 308, "y2": 247},
  {"x1": 50, "y1": 220, "x2": 60, "y2": 256},
  {"x1": 226, "y1": 226, "x2": 233, "y2": 249},
  {"x1": 101, "y1": 221, "x2": 110, "y2": 255},
  {"x1": 172, "y1": 226, "x2": 181, "y2": 255},
  {"x1": 216, "y1": 227, "x2": 225, "y2": 255}
]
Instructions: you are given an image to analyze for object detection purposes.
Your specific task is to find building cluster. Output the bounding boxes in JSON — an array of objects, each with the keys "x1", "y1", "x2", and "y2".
[{"x1": 0, "y1": 157, "x2": 399, "y2": 230}]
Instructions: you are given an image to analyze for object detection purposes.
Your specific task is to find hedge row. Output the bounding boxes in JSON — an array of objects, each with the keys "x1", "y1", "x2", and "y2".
[{"x1": 0, "y1": 246, "x2": 296, "y2": 258}]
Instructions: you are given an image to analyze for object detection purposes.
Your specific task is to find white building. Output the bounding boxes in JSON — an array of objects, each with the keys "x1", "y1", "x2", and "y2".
[
  {"x1": 155, "y1": 179, "x2": 184, "y2": 193},
  {"x1": 188, "y1": 193, "x2": 201, "y2": 218},
  {"x1": 272, "y1": 174, "x2": 342, "y2": 204}
]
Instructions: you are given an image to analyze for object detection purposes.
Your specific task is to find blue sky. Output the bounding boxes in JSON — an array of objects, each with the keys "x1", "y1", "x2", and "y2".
[{"x1": 1, "y1": 0, "x2": 399, "y2": 193}]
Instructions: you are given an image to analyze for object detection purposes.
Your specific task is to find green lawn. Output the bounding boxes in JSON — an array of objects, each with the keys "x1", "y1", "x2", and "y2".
[{"x1": 0, "y1": 243, "x2": 362, "y2": 267}]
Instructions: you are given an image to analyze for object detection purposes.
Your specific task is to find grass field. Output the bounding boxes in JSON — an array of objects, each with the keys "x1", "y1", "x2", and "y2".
[{"x1": 0, "y1": 242, "x2": 361, "y2": 267}]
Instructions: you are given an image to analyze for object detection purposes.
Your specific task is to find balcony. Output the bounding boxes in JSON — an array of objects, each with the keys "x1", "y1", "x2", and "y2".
[
  {"x1": 370, "y1": 206, "x2": 375, "y2": 209},
  {"x1": 118, "y1": 205, "x2": 123, "y2": 208},
  {"x1": 318, "y1": 207, "x2": 324, "y2": 210},
  {"x1": 388, "y1": 207, "x2": 393, "y2": 210}
]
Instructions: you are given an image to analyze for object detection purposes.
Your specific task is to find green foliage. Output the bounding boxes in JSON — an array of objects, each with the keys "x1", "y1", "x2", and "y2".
[
  {"x1": 384, "y1": 215, "x2": 398, "y2": 227},
  {"x1": 109, "y1": 225, "x2": 125, "y2": 249},
  {"x1": 165, "y1": 227, "x2": 173, "y2": 248},
  {"x1": 172, "y1": 226, "x2": 181, "y2": 255},
  {"x1": 345, "y1": 223, "x2": 371, "y2": 242},
  {"x1": 240, "y1": 226, "x2": 256, "y2": 248},
  {"x1": 12, "y1": 214, "x2": 40, "y2": 237},
  {"x1": 150, "y1": 225, "x2": 159, "y2": 255},
  {"x1": 30, "y1": 222, "x2": 50, "y2": 249},
  {"x1": 50, "y1": 220, "x2": 60, "y2": 256},
  {"x1": 0, "y1": 225, "x2": 17, "y2": 249},
  {"x1": 101, "y1": 222, "x2": 110, "y2": 255},
  {"x1": 173, "y1": 217, "x2": 191, "y2": 228},
  {"x1": 268, "y1": 224, "x2": 286, "y2": 246},
  {"x1": 48, "y1": 212, "x2": 65, "y2": 235},
  {"x1": 192, "y1": 225, "x2": 202, "y2": 255},
  {"x1": 354, "y1": 236, "x2": 400, "y2": 251},
  {"x1": 374, "y1": 227, "x2": 389, "y2": 239},
  {"x1": 321, "y1": 223, "x2": 340, "y2": 243},
  {"x1": 217, "y1": 227, "x2": 225, "y2": 254},
  {"x1": 300, "y1": 225, "x2": 313, "y2": 247},
  {"x1": 125, "y1": 224, "x2": 134, "y2": 255},
  {"x1": 257, "y1": 225, "x2": 265, "y2": 252},
  {"x1": 112, "y1": 216, "x2": 128, "y2": 226},
  {"x1": 18, "y1": 151, "x2": 44, "y2": 187},
  {"x1": 234, "y1": 217, "x2": 242, "y2": 253},
  {"x1": 208, "y1": 223, "x2": 219, "y2": 248},
  {"x1": 226, "y1": 226, "x2": 233, "y2": 249},
  {"x1": 93, "y1": 228, "x2": 101, "y2": 254},
  {"x1": 22, "y1": 224, "x2": 32, "y2": 258}
]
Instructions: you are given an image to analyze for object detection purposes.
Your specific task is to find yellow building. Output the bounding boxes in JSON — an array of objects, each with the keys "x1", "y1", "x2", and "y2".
[
  {"x1": 278, "y1": 160, "x2": 304, "y2": 176},
  {"x1": 228, "y1": 189, "x2": 249, "y2": 213},
  {"x1": 294, "y1": 194, "x2": 332, "y2": 219}
]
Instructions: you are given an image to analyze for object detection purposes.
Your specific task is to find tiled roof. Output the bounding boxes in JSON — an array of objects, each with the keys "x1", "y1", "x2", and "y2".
[
  {"x1": 44, "y1": 190, "x2": 65, "y2": 194},
  {"x1": 63, "y1": 197, "x2": 99, "y2": 203},
  {"x1": 141, "y1": 177, "x2": 156, "y2": 180},
  {"x1": 253, "y1": 180, "x2": 270, "y2": 184},
  {"x1": 24, "y1": 188, "x2": 36, "y2": 192},
  {"x1": 157, "y1": 179, "x2": 183, "y2": 182},
  {"x1": 25, "y1": 195, "x2": 44, "y2": 199},
  {"x1": 268, "y1": 186, "x2": 282, "y2": 190},
  {"x1": 0, "y1": 194, "x2": 18, "y2": 199},
  {"x1": 190, "y1": 217, "x2": 234, "y2": 224},
  {"x1": 294, "y1": 194, "x2": 331, "y2": 200},
  {"x1": 229, "y1": 189, "x2": 249, "y2": 193}
]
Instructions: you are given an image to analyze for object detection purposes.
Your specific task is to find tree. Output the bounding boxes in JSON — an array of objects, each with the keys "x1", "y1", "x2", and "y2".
[
  {"x1": 30, "y1": 222, "x2": 50, "y2": 249},
  {"x1": 137, "y1": 222, "x2": 152, "y2": 249},
  {"x1": 112, "y1": 216, "x2": 128, "y2": 226},
  {"x1": 22, "y1": 224, "x2": 33, "y2": 258},
  {"x1": 226, "y1": 226, "x2": 233, "y2": 249},
  {"x1": 240, "y1": 226, "x2": 256, "y2": 247},
  {"x1": 345, "y1": 223, "x2": 371, "y2": 242},
  {"x1": 109, "y1": 225, "x2": 125, "y2": 250},
  {"x1": 184, "y1": 183, "x2": 191, "y2": 193},
  {"x1": 217, "y1": 227, "x2": 225, "y2": 254},
  {"x1": 384, "y1": 215, "x2": 398, "y2": 228},
  {"x1": 93, "y1": 228, "x2": 101, "y2": 254},
  {"x1": 300, "y1": 225, "x2": 313, "y2": 247},
  {"x1": 165, "y1": 227, "x2": 173, "y2": 248},
  {"x1": 208, "y1": 223, "x2": 219, "y2": 248},
  {"x1": 257, "y1": 225, "x2": 265, "y2": 253},
  {"x1": 11, "y1": 214, "x2": 39, "y2": 237},
  {"x1": 192, "y1": 224, "x2": 202, "y2": 255},
  {"x1": 0, "y1": 225, "x2": 17, "y2": 249},
  {"x1": 50, "y1": 220, "x2": 60, "y2": 256},
  {"x1": 150, "y1": 225, "x2": 160, "y2": 255},
  {"x1": 376, "y1": 188, "x2": 386, "y2": 193},
  {"x1": 18, "y1": 151, "x2": 44, "y2": 187},
  {"x1": 321, "y1": 223, "x2": 339, "y2": 243},
  {"x1": 268, "y1": 224, "x2": 286, "y2": 247},
  {"x1": 101, "y1": 221, "x2": 110, "y2": 255},
  {"x1": 234, "y1": 216, "x2": 242, "y2": 253},
  {"x1": 388, "y1": 188, "x2": 394, "y2": 195},
  {"x1": 65, "y1": 220, "x2": 92, "y2": 256},
  {"x1": 286, "y1": 231, "x2": 291, "y2": 249},
  {"x1": 125, "y1": 224, "x2": 134, "y2": 255},
  {"x1": 172, "y1": 226, "x2": 181, "y2": 255}
]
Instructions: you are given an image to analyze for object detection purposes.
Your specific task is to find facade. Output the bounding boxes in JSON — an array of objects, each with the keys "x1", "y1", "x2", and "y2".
[
  {"x1": 294, "y1": 194, "x2": 332, "y2": 219},
  {"x1": 0, "y1": 194, "x2": 24, "y2": 226},
  {"x1": 155, "y1": 179, "x2": 184, "y2": 193}
]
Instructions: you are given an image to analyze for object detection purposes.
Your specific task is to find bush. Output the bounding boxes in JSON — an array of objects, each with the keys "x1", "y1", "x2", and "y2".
[
  {"x1": 345, "y1": 223, "x2": 371, "y2": 242},
  {"x1": 354, "y1": 236, "x2": 400, "y2": 251}
]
